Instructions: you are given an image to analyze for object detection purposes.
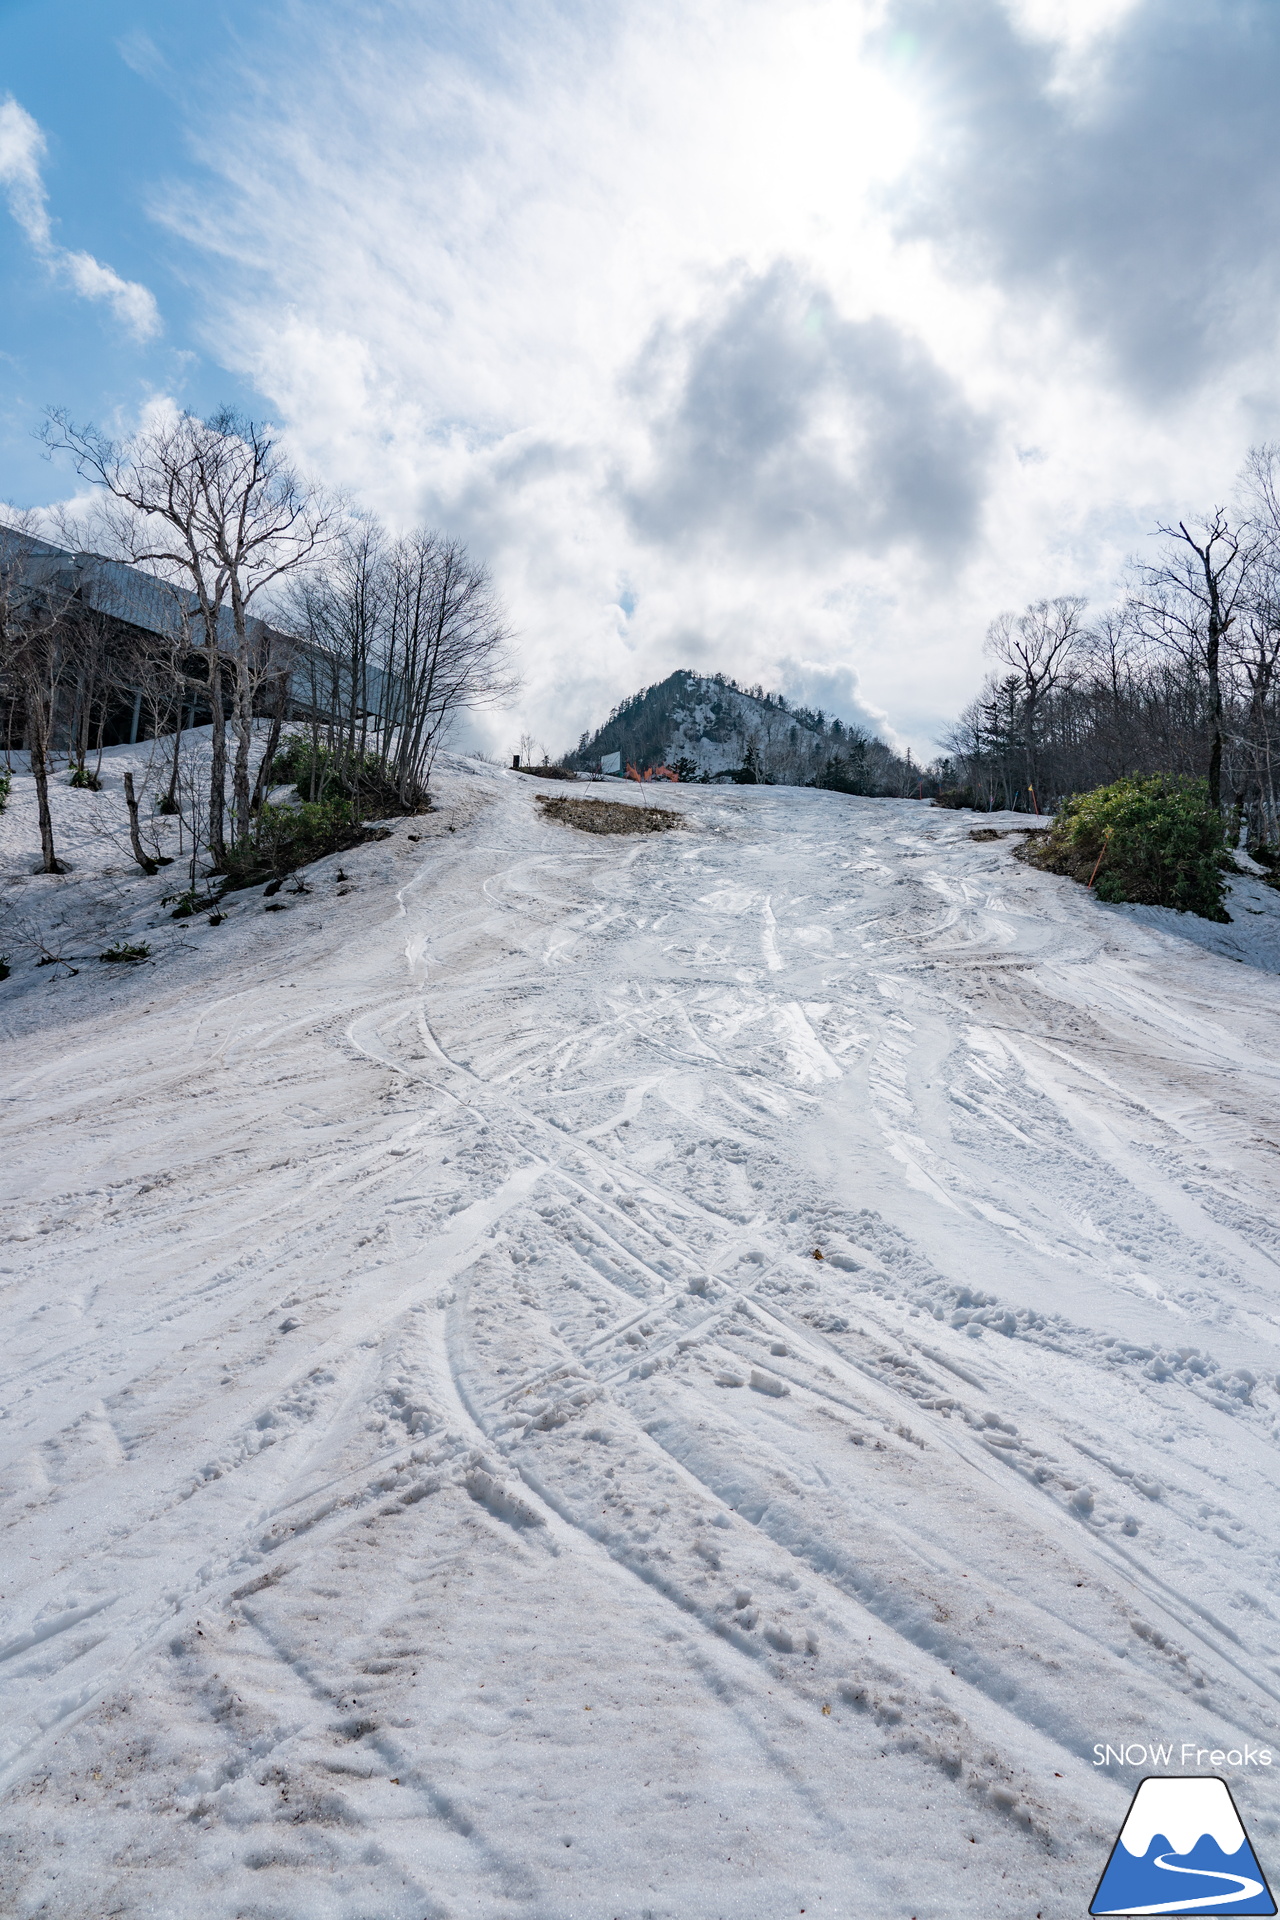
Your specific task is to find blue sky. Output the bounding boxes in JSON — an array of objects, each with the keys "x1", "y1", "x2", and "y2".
[
  {"x1": 3, "y1": 1, "x2": 1279, "y2": 757},
  {"x1": 0, "y1": 2, "x2": 263, "y2": 493}
]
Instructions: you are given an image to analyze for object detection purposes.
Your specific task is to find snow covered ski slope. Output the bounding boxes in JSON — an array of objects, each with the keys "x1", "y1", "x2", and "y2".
[{"x1": 4, "y1": 760, "x2": 1280, "y2": 1919}]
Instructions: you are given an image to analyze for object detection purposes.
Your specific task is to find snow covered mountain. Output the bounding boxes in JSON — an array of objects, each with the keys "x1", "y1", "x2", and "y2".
[{"x1": 566, "y1": 668, "x2": 917, "y2": 790}]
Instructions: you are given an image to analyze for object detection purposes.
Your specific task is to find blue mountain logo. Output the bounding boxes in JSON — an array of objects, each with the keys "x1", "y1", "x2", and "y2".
[{"x1": 1091, "y1": 1776, "x2": 1276, "y2": 1916}]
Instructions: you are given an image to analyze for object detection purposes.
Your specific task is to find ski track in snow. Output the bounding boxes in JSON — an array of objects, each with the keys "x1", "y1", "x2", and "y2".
[{"x1": 3, "y1": 753, "x2": 1280, "y2": 1916}]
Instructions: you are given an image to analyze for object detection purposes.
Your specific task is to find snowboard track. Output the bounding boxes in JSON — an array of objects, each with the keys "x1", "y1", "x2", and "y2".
[{"x1": 3, "y1": 757, "x2": 1280, "y2": 1917}]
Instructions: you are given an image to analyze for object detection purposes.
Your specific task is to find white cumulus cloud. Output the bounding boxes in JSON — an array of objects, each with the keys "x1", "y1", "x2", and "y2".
[
  {"x1": 115, "y1": 1, "x2": 1280, "y2": 756},
  {"x1": 0, "y1": 96, "x2": 160, "y2": 342}
]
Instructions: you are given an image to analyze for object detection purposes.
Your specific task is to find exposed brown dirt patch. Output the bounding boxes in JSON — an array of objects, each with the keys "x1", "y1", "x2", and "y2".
[{"x1": 536, "y1": 795, "x2": 684, "y2": 835}]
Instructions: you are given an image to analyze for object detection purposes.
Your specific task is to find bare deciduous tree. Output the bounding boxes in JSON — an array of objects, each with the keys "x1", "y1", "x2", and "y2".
[
  {"x1": 984, "y1": 596, "x2": 1087, "y2": 808},
  {"x1": 1129, "y1": 510, "x2": 1259, "y2": 813},
  {"x1": 42, "y1": 406, "x2": 334, "y2": 863},
  {"x1": 0, "y1": 519, "x2": 76, "y2": 872},
  {"x1": 1236, "y1": 446, "x2": 1280, "y2": 840},
  {"x1": 939, "y1": 460, "x2": 1280, "y2": 841},
  {"x1": 287, "y1": 524, "x2": 518, "y2": 807}
]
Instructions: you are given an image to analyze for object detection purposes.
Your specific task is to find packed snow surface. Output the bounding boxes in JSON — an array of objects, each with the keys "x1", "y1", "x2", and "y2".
[{"x1": 4, "y1": 754, "x2": 1280, "y2": 1918}]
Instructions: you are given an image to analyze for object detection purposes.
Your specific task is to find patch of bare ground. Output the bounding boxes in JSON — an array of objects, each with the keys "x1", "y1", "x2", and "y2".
[
  {"x1": 536, "y1": 794, "x2": 684, "y2": 835},
  {"x1": 1009, "y1": 828, "x2": 1082, "y2": 875}
]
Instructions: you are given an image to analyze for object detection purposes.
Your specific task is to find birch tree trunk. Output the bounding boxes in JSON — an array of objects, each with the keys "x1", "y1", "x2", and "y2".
[{"x1": 24, "y1": 673, "x2": 61, "y2": 873}]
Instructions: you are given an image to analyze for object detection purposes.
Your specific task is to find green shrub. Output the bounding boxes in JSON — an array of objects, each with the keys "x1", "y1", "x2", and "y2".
[
  {"x1": 68, "y1": 765, "x2": 101, "y2": 790},
  {"x1": 1023, "y1": 775, "x2": 1228, "y2": 921},
  {"x1": 99, "y1": 941, "x2": 151, "y2": 964},
  {"x1": 268, "y1": 738, "x2": 426, "y2": 815},
  {"x1": 162, "y1": 887, "x2": 223, "y2": 919},
  {"x1": 221, "y1": 797, "x2": 370, "y2": 888},
  {"x1": 0, "y1": 773, "x2": 10, "y2": 813}
]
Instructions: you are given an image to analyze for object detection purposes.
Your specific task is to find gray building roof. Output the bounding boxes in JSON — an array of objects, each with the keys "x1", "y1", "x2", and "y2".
[
  {"x1": 0, "y1": 528, "x2": 258, "y2": 650},
  {"x1": 0, "y1": 526, "x2": 398, "y2": 722}
]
